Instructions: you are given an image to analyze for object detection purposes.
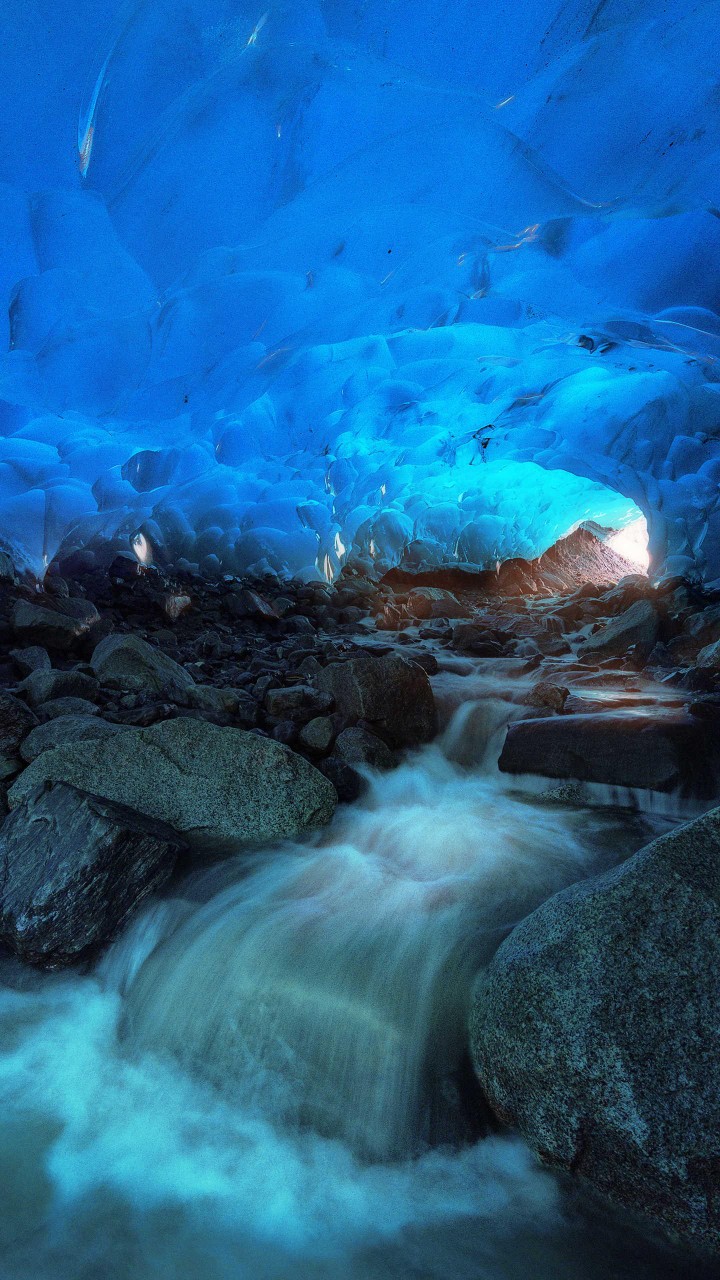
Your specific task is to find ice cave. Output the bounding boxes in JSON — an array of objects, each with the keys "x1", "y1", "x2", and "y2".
[
  {"x1": 1, "y1": 0, "x2": 719, "y2": 584},
  {"x1": 1, "y1": 2, "x2": 720, "y2": 1278}
]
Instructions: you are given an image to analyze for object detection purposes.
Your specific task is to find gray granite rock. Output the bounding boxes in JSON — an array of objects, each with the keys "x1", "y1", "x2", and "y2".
[
  {"x1": 9, "y1": 718, "x2": 337, "y2": 851},
  {"x1": 470, "y1": 807, "x2": 720, "y2": 1255}
]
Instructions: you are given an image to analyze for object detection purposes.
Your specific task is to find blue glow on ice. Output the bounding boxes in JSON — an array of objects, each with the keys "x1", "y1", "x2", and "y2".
[{"x1": 1, "y1": 0, "x2": 720, "y2": 580}]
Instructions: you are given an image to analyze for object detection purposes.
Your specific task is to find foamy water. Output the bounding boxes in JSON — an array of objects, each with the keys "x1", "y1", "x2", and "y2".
[{"x1": 0, "y1": 680, "x2": 711, "y2": 1279}]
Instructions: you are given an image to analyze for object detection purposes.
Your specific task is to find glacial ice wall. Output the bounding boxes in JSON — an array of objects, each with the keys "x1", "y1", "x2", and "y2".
[{"x1": 1, "y1": 0, "x2": 720, "y2": 581}]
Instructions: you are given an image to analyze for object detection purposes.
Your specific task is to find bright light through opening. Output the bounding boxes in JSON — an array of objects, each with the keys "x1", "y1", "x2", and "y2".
[
  {"x1": 606, "y1": 515, "x2": 650, "y2": 574},
  {"x1": 131, "y1": 532, "x2": 152, "y2": 565}
]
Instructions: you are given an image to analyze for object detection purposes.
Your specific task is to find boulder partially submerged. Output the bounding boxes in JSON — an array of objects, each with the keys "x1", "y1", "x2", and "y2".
[
  {"x1": 499, "y1": 710, "x2": 718, "y2": 794},
  {"x1": 470, "y1": 807, "x2": 720, "y2": 1255}
]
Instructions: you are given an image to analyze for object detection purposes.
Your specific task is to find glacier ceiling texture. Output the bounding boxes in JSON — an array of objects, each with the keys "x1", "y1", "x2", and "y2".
[{"x1": 2, "y1": 0, "x2": 720, "y2": 582}]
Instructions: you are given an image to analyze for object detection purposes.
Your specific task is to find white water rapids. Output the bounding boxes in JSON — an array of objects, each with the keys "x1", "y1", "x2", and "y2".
[{"x1": 0, "y1": 666, "x2": 714, "y2": 1279}]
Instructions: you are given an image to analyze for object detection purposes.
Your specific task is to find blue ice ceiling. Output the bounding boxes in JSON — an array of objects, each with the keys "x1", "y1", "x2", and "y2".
[{"x1": 1, "y1": 0, "x2": 720, "y2": 581}]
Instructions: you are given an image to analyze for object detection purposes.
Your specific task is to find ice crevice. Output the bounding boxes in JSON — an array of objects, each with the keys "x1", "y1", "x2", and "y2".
[{"x1": 0, "y1": 0, "x2": 719, "y2": 584}]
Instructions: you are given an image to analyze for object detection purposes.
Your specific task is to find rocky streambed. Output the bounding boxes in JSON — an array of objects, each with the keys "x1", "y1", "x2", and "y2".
[{"x1": 0, "y1": 530, "x2": 719, "y2": 1274}]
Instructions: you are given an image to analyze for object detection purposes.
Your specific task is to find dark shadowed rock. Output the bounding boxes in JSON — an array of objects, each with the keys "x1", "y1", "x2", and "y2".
[
  {"x1": 226, "y1": 588, "x2": 279, "y2": 620},
  {"x1": 9, "y1": 718, "x2": 337, "y2": 851},
  {"x1": 578, "y1": 599, "x2": 659, "y2": 660},
  {"x1": 264, "y1": 685, "x2": 333, "y2": 720},
  {"x1": 499, "y1": 711, "x2": 715, "y2": 793},
  {"x1": 11, "y1": 597, "x2": 100, "y2": 648},
  {"x1": 319, "y1": 755, "x2": 365, "y2": 802},
  {"x1": 37, "y1": 697, "x2": 103, "y2": 721},
  {"x1": 0, "y1": 694, "x2": 38, "y2": 757},
  {"x1": 0, "y1": 551, "x2": 18, "y2": 583},
  {"x1": 91, "y1": 633, "x2": 195, "y2": 697},
  {"x1": 525, "y1": 680, "x2": 569, "y2": 713},
  {"x1": 334, "y1": 727, "x2": 394, "y2": 770},
  {"x1": 451, "y1": 623, "x2": 505, "y2": 657},
  {"x1": 186, "y1": 684, "x2": 259, "y2": 725},
  {"x1": 20, "y1": 669, "x2": 98, "y2": 708},
  {"x1": 10, "y1": 646, "x2": 51, "y2": 677},
  {"x1": 405, "y1": 588, "x2": 470, "y2": 620},
  {"x1": 298, "y1": 716, "x2": 336, "y2": 754},
  {"x1": 315, "y1": 651, "x2": 437, "y2": 747},
  {"x1": 470, "y1": 807, "x2": 720, "y2": 1255},
  {"x1": 0, "y1": 782, "x2": 183, "y2": 966}
]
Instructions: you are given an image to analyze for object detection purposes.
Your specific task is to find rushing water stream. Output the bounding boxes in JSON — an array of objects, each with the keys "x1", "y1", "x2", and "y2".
[{"x1": 1, "y1": 663, "x2": 717, "y2": 1279}]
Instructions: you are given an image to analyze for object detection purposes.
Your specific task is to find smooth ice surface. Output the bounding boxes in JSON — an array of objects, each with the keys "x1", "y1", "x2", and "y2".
[{"x1": 1, "y1": 1, "x2": 720, "y2": 579}]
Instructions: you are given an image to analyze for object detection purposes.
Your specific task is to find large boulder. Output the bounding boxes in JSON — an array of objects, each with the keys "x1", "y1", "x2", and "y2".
[
  {"x1": 9, "y1": 718, "x2": 336, "y2": 851},
  {"x1": 90, "y1": 633, "x2": 194, "y2": 697},
  {"x1": 469, "y1": 807, "x2": 720, "y2": 1255},
  {"x1": 499, "y1": 711, "x2": 717, "y2": 793},
  {"x1": 0, "y1": 781, "x2": 184, "y2": 966},
  {"x1": 315, "y1": 651, "x2": 437, "y2": 747},
  {"x1": 405, "y1": 587, "x2": 470, "y2": 620},
  {"x1": 20, "y1": 714, "x2": 130, "y2": 763},
  {"x1": 577, "y1": 598, "x2": 659, "y2": 659}
]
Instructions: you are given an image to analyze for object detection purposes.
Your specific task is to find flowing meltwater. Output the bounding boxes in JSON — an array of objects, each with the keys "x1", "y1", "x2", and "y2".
[{"x1": 0, "y1": 669, "x2": 713, "y2": 1280}]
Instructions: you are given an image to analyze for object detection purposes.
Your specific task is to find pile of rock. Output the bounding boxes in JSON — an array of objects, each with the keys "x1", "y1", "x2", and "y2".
[{"x1": 0, "y1": 566, "x2": 439, "y2": 968}]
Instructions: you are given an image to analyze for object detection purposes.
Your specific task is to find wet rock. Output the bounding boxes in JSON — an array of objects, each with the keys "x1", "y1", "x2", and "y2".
[
  {"x1": 525, "y1": 681, "x2": 569, "y2": 713},
  {"x1": 499, "y1": 711, "x2": 716, "y2": 793},
  {"x1": 536, "y1": 634, "x2": 572, "y2": 657},
  {"x1": 405, "y1": 588, "x2": 470, "y2": 620},
  {"x1": 10, "y1": 646, "x2": 51, "y2": 677},
  {"x1": 418, "y1": 623, "x2": 453, "y2": 641},
  {"x1": 319, "y1": 755, "x2": 365, "y2": 802},
  {"x1": 375, "y1": 602, "x2": 406, "y2": 631},
  {"x1": 298, "y1": 715, "x2": 336, "y2": 754},
  {"x1": 315, "y1": 651, "x2": 437, "y2": 748},
  {"x1": 451, "y1": 624, "x2": 505, "y2": 657},
  {"x1": 334, "y1": 727, "x2": 394, "y2": 770},
  {"x1": 9, "y1": 718, "x2": 337, "y2": 852},
  {"x1": 91, "y1": 633, "x2": 195, "y2": 698},
  {"x1": 469, "y1": 807, "x2": 720, "y2": 1255},
  {"x1": 413, "y1": 651, "x2": 439, "y2": 676},
  {"x1": 11, "y1": 597, "x2": 100, "y2": 649},
  {"x1": 577, "y1": 599, "x2": 659, "y2": 660},
  {"x1": 20, "y1": 715, "x2": 130, "y2": 763},
  {"x1": 0, "y1": 782, "x2": 184, "y2": 966},
  {"x1": 599, "y1": 574, "x2": 658, "y2": 612}
]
